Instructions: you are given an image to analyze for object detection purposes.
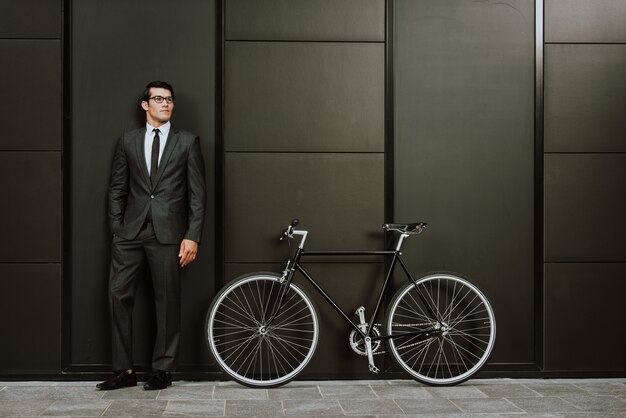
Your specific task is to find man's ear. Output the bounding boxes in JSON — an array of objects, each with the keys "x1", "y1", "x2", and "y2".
[{"x1": 140, "y1": 101, "x2": 149, "y2": 111}]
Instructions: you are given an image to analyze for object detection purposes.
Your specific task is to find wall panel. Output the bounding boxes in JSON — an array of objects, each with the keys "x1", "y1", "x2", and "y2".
[
  {"x1": 0, "y1": 40, "x2": 62, "y2": 151},
  {"x1": 393, "y1": 0, "x2": 535, "y2": 365},
  {"x1": 225, "y1": 42, "x2": 384, "y2": 152},
  {"x1": 545, "y1": 154, "x2": 626, "y2": 262},
  {"x1": 0, "y1": 265, "x2": 61, "y2": 373},
  {"x1": 545, "y1": 263, "x2": 626, "y2": 371},
  {"x1": 71, "y1": 0, "x2": 216, "y2": 368},
  {"x1": 545, "y1": 0, "x2": 626, "y2": 43},
  {"x1": 0, "y1": 0, "x2": 62, "y2": 39},
  {"x1": 225, "y1": 153, "x2": 384, "y2": 262},
  {"x1": 222, "y1": 0, "x2": 386, "y2": 378},
  {"x1": 225, "y1": 0, "x2": 384, "y2": 41},
  {"x1": 0, "y1": 152, "x2": 61, "y2": 262},
  {"x1": 545, "y1": 45, "x2": 626, "y2": 152}
]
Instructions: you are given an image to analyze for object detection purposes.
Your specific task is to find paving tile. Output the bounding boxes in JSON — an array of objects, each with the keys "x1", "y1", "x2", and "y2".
[
  {"x1": 387, "y1": 379, "x2": 422, "y2": 386},
  {"x1": 340, "y1": 398, "x2": 404, "y2": 415},
  {"x1": 0, "y1": 399, "x2": 54, "y2": 416},
  {"x1": 156, "y1": 385, "x2": 215, "y2": 400},
  {"x1": 41, "y1": 399, "x2": 111, "y2": 416},
  {"x1": 101, "y1": 386, "x2": 159, "y2": 400},
  {"x1": 426, "y1": 385, "x2": 488, "y2": 399},
  {"x1": 164, "y1": 399, "x2": 225, "y2": 416},
  {"x1": 475, "y1": 383, "x2": 543, "y2": 398},
  {"x1": 283, "y1": 399, "x2": 343, "y2": 416},
  {"x1": 303, "y1": 416, "x2": 374, "y2": 418},
  {"x1": 308, "y1": 380, "x2": 379, "y2": 386},
  {"x1": 560, "y1": 394, "x2": 626, "y2": 413},
  {"x1": 0, "y1": 386, "x2": 54, "y2": 400},
  {"x1": 225, "y1": 399, "x2": 283, "y2": 416},
  {"x1": 381, "y1": 415, "x2": 533, "y2": 418},
  {"x1": 524, "y1": 383, "x2": 588, "y2": 397},
  {"x1": 394, "y1": 398, "x2": 462, "y2": 414},
  {"x1": 213, "y1": 386, "x2": 268, "y2": 400},
  {"x1": 574, "y1": 382, "x2": 626, "y2": 396},
  {"x1": 319, "y1": 384, "x2": 376, "y2": 399},
  {"x1": 452, "y1": 397, "x2": 524, "y2": 414},
  {"x1": 370, "y1": 384, "x2": 433, "y2": 399},
  {"x1": 0, "y1": 386, "x2": 103, "y2": 400},
  {"x1": 103, "y1": 399, "x2": 169, "y2": 416},
  {"x1": 507, "y1": 396, "x2": 580, "y2": 413},
  {"x1": 267, "y1": 385, "x2": 322, "y2": 400},
  {"x1": 544, "y1": 378, "x2": 626, "y2": 384}
]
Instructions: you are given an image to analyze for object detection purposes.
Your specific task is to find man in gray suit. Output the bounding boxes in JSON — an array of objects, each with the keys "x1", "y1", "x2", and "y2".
[{"x1": 97, "y1": 81, "x2": 206, "y2": 391}]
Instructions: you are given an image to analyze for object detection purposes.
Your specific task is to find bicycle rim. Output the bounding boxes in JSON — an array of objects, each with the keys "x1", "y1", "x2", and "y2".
[
  {"x1": 206, "y1": 274, "x2": 319, "y2": 387},
  {"x1": 387, "y1": 273, "x2": 496, "y2": 385}
]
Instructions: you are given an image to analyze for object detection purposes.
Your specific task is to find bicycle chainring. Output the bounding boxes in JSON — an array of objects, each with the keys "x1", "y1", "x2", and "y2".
[{"x1": 349, "y1": 325, "x2": 382, "y2": 356}]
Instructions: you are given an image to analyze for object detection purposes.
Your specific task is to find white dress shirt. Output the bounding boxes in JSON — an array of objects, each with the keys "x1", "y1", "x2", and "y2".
[{"x1": 145, "y1": 122, "x2": 170, "y2": 175}]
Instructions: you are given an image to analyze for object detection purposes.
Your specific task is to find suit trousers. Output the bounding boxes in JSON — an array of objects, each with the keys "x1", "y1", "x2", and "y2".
[{"x1": 109, "y1": 221, "x2": 181, "y2": 371}]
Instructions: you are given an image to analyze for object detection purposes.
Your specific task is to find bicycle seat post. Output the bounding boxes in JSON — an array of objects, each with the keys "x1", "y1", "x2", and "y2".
[{"x1": 395, "y1": 233, "x2": 410, "y2": 252}]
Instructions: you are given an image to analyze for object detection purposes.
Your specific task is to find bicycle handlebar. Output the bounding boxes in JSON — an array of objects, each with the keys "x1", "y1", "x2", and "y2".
[{"x1": 279, "y1": 219, "x2": 301, "y2": 241}]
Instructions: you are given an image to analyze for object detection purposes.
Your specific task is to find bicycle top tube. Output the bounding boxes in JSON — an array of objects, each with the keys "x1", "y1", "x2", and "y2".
[{"x1": 280, "y1": 219, "x2": 427, "y2": 252}]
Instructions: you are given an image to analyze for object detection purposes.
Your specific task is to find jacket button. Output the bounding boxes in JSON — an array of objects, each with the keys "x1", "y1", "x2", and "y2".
[{"x1": 150, "y1": 195, "x2": 154, "y2": 199}]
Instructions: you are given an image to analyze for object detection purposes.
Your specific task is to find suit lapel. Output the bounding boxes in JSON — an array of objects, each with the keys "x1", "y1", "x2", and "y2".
[
  {"x1": 134, "y1": 128, "x2": 151, "y2": 186},
  {"x1": 153, "y1": 127, "x2": 179, "y2": 187}
]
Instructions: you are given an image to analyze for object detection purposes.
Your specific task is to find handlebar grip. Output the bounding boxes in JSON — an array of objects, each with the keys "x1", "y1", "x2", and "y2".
[{"x1": 280, "y1": 219, "x2": 300, "y2": 241}]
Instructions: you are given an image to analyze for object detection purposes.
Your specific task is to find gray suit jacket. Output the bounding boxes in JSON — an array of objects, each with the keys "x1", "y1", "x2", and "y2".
[{"x1": 108, "y1": 127, "x2": 206, "y2": 244}]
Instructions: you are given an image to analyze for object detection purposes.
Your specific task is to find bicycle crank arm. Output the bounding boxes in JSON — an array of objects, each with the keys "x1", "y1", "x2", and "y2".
[{"x1": 364, "y1": 337, "x2": 380, "y2": 374}]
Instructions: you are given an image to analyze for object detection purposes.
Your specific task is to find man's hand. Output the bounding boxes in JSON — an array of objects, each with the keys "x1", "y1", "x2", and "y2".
[{"x1": 179, "y1": 239, "x2": 198, "y2": 267}]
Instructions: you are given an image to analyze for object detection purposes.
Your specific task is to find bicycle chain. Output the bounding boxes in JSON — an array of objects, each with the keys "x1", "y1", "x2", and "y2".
[{"x1": 350, "y1": 323, "x2": 436, "y2": 356}]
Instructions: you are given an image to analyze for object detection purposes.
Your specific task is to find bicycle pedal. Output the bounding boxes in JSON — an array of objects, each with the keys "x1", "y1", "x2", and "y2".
[{"x1": 368, "y1": 364, "x2": 380, "y2": 374}]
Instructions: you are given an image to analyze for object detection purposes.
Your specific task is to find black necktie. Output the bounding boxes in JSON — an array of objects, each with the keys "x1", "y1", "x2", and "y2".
[{"x1": 150, "y1": 129, "x2": 160, "y2": 184}]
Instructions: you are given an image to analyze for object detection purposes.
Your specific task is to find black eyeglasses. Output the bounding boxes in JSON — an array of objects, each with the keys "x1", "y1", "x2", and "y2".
[{"x1": 149, "y1": 96, "x2": 175, "y2": 104}]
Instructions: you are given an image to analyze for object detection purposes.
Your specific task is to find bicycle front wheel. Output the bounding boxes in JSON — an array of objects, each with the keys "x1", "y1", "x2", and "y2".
[
  {"x1": 386, "y1": 272, "x2": 496, "y2": 386},
  {"x1": 206, "y1": 273, "x2": 319, "y2": 387}
]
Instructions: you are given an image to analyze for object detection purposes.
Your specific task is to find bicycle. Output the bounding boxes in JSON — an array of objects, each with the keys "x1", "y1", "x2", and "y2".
[{"x1": 205, "y1": 219, "x2": 496, "y2": 388}]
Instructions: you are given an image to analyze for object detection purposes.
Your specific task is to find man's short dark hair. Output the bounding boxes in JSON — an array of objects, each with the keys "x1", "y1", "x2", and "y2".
[{"x1": 142, "y1": 81, "x2": 175, "y2": 102}]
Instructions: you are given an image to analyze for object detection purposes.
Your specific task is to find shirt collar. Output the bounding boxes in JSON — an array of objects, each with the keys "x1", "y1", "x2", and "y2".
[{"x1": 146, "y1": 121, "x2": 171, "y2": 138}]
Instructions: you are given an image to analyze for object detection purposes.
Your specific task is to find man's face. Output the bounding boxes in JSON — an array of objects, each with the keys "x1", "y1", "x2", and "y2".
[{"x1": 141, "y1": 87, "x2": 174, "y2": 127}]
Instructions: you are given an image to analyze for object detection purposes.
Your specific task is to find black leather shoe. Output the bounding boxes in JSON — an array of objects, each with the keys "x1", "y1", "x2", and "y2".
[
  {"x1": 143, "y1": 370, "x2": 172, "y2": 390},
  {"x1": 96, "y1": 370, "x2": 137, "y2": 390}
]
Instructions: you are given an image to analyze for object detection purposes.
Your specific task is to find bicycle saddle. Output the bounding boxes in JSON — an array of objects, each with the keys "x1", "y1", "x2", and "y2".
[{"x1": 382, "y1": 222, "x2": 427, "y2": 234}]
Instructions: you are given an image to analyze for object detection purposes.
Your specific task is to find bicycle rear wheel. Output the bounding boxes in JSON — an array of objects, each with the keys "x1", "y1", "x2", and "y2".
[
  {"x1": 386, "y1": 272, "x2": 495, "y2": 386},
  {"x1": 206, "y1": 272, "x2": 319, "y2": 387}
]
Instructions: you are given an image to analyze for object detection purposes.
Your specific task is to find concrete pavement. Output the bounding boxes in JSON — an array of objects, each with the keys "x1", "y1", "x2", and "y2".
[{"x1": 1, "y1": 378, "x2": 625, "y2": 416}]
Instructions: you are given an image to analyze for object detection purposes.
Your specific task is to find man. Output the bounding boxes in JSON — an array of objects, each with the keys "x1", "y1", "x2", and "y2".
[{"x1": 97, "y1": 81, "x2": 206, "y2": 391}]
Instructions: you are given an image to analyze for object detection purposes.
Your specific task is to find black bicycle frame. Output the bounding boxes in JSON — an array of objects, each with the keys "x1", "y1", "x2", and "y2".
[{"x1": 275, "y1": 246, "x2": 440, "y2": 343}]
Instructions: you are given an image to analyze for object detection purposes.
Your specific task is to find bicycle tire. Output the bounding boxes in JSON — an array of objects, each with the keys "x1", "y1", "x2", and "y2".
[
  {"x1": 206, "y1": 272, "x2": 319, "y2": 388},
  {"x1": 386, "y1": 272, "x2": 496, "y2": 386}
]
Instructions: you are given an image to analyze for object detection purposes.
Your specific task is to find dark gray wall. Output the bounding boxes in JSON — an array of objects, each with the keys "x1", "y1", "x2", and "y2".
[
  {"x1": 0, "y1": 0, "x2": 63, "y2": 374},
  {"x1": 544, "y1": 0, "x2": 626, "y2": 372},
  {"x1": 1, "y1": 0, "x2": 625, "y2": 378},
  {"x1": 70, "y1": 0, "x2": 216, "y2": 371}
]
